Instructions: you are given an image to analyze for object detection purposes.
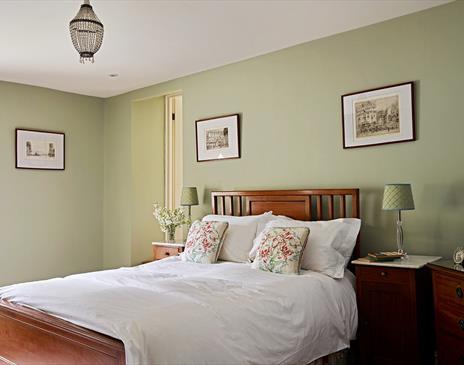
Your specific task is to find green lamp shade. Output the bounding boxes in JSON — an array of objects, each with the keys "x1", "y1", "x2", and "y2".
[
  {"x1": 181, "y1": 187, "x2": 199, "y2": 206},
  {"x1": 382, "y1": 184, "x2": 415, "y2": 211}
]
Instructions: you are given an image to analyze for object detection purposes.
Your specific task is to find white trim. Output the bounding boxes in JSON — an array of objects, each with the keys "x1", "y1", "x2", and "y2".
[
  {"x1": 164, "y1": 93, "x2": 184, "y2": 240},
  {"x1": 152, "y1": 242, "x2": 185, "y2": 248},
  {"x1": 132, "y1": 89, "x2": 182, "y2": 103},
  {"x1": 352, "y1": 255, "x2": 441, "y2": 269}
]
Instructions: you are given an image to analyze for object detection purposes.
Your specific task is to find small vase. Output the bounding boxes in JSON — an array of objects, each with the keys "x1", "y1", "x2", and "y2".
[{"x1": 167, "y1": 226, "x2": 176, "y2": 242}]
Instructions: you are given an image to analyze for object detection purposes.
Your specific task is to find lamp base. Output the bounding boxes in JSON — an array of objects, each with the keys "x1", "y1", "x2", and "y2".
[{"x1": 396, "y1": 210, "x2": 406, "y2": 256}]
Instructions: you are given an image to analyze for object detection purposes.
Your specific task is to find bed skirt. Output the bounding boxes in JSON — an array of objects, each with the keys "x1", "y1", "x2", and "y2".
[{"x1": 308, "y1": 349, "x2": 349, "y2": 365}]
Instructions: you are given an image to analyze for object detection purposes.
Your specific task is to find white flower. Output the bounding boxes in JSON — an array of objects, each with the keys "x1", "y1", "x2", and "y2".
[{"x1": 153, "y1": 203, "x2": 190, "y2": 233}]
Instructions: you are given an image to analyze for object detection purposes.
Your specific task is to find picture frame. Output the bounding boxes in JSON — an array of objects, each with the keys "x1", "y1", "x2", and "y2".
[
  {"x1": 341, "y1": 82, "x2": 415, "y2": 149},
  {"x1": 195, "y1": 114, "x2": 240, "y2": 162},
  {"x1": 15, "y1": 128, "x2": 65, "y2": 170}
]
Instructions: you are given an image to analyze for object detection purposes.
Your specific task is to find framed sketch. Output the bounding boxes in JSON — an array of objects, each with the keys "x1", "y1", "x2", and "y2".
[
  {"x1": 195, "y1": 114, "x2": 240, "y2": 162},
  {"x1": 16, "y1": 129, "x2": 65, "y2": 170},
  {"x1": 341, "y1": 82, "x2": 415, "y2": 149}
]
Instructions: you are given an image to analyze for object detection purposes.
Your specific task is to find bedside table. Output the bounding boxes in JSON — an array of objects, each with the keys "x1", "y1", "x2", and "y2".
[
  {"x1": 352, "y1": 255, "x2": 441, "y2": 365},
  {"x1": 152, "y1": 241, "x2": 185, "y2": 261},
  {"x1": 428, "y1": 260, "x2": 464, "y2": 365}
]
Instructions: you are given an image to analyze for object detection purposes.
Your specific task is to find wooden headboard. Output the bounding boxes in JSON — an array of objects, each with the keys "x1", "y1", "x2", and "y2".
[{"x1": 211, "y1": 188, "x2": 360, "y2": 259}]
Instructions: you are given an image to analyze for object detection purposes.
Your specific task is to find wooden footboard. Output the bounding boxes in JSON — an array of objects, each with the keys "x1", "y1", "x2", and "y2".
[{"x1": 0, "y1": 300, "x2": 125, "y2": 365}]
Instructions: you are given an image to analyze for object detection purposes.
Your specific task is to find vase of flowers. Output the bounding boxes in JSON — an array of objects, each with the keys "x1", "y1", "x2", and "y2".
[{"x1": 153, "y1": 204, "x2": 189, "y2": 242}]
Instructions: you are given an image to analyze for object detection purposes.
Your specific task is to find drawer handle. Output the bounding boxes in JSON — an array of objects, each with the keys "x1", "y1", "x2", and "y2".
[
  {"x1": 165, "y1": 252, "x2": 171, "y2": 256},
  {"x1": 459, "y1": 319, "x2": 464, "y2": 331},
  {"x1": 457, "y1": 286, "x2": 463, "y2": 299},
  {"x1": 380, "y1": 271, "x2": 388, "y2": 277}
]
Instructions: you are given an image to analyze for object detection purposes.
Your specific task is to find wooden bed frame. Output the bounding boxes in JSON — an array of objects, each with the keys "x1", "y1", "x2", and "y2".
[
  {"x1": 0, "y1": 188, "x2": 360, "y2": 365},
  {"x1": 211, "y1": 189, "x2": 360, "y2": 258}
]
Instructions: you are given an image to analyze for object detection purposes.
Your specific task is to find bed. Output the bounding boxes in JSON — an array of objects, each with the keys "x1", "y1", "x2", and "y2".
[{"x1": 0, "y1": 188, "x2": 360, "y2": 365}]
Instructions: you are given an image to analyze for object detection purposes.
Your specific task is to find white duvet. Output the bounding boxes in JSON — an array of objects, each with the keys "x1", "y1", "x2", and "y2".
[{"x1": 0, "y1": 257, "x2": 357, "y2": 365}]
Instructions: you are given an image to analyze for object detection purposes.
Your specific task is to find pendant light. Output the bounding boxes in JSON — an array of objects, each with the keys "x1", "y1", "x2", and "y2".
[{"x1": 69, "y1": 0, "x2": 104, "y2": 64}]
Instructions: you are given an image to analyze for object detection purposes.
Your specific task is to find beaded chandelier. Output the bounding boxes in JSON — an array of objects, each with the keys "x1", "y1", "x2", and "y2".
[{"x1": 69, "y1": 0, "x2": 104, "y2": 64}]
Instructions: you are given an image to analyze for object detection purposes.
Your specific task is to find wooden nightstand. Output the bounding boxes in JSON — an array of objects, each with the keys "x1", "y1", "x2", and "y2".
[
  {"x1": 429, "y1": 260, "x2": 464, "y2": 365},
  {"x1": 352, "y1": 255, "x2": 441, "y2": 365},
  {"x1": 152, "y1": 241, "x2": 185, "y2": 261}
]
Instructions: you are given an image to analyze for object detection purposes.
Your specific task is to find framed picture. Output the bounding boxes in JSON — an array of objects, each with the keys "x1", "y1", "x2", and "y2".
[
  {"x1": 16, "y1": 129, "x2": 65, "y2": 170},
  {"x1": 195, "y1": 114, "x2": 240, "y2": 162},
  {"x1": 341, "y1": 82, "x2": 415, "y2": 149}
]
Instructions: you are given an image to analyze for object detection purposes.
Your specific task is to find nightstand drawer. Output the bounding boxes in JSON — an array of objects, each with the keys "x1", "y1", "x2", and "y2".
[
  {"x1": 356, "y1": 265, "x2": 411, "y2": 284},
  {"x1": 436, "y1": 303, "x2": 464, "y2": 339},
  {"x1": 154, "y1": 246, "x2": 181, "y2": 260},
  {"x1": 434, "y1": 272, "x2": 464, "y2": 308},
  {"x1": 437, "y1": 331, "x2": 464, "y2": 365},
  {"x1": 430, "y1": 262, "x2": 464, "y2": 365}
]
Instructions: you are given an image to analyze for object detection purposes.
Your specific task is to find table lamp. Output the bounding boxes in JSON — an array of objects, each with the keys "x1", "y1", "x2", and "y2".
[
  {"x1": 181, "y1": 187, "x2": 199, "y2": 223},
  {"x1": 382, "y1": 183, "x2": 415, "y2": 255}
]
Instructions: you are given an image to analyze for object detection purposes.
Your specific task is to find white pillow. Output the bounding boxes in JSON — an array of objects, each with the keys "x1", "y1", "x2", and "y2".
[
  {"x1": 202, "y1": 212, "x2": 274, "y2": 263},
  {"x1": 249, "y1": 218, "x2": 361, "y2": 278},
  {"x1": 337, "y1": 218, "x2": 361, "y2": 266},
  {"x1": 251, "y1": 214, "x2": 292, "y2": 254}
]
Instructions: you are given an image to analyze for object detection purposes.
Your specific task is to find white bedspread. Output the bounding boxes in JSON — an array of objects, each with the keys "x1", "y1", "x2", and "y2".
[{"x1": 0, "y1": 257, "x2": 357, "y2": 365}]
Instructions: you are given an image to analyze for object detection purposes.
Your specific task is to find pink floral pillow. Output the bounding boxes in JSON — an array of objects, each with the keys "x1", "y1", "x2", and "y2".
[
  {"x1": 182, "y1": 220, "x2": 229, "y2": 264},
  {"x1": 251, "y1": 227, "x2": 309, "y2": 274}
]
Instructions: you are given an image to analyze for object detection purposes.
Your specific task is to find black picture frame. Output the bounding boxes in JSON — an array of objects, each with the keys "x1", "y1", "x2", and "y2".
[
  {"x1": 341, "y1": 82, "x2": 415, "y2": 149},
  {"x1": 195, "y1": 114, "x2": 240, "y2": 162},
  {"x1": 15, "y1": 128, "x2": 65, "y2": 170}
]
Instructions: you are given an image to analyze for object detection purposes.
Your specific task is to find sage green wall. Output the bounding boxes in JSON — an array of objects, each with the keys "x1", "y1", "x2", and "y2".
[
  {"x1": 103, "y1": 1, "x2": 464, "y2": 266},
  {"x1": 0, "y1": 81, "x2": 104, "y2": 286},
  {"x1": 103, "y1": 96, "x2": 132, "y2": 268},
  {"x1": 131, "y1": 97, "x2": 165, "y2": 265}
]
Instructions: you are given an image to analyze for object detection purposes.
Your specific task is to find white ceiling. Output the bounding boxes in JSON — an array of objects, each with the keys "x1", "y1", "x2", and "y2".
[{"x1": 0, "y1": 0, "x2": 451, "y2": 98}]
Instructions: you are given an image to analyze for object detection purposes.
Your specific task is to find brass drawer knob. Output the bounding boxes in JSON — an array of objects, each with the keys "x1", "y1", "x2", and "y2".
[
  {"x1": 380, "y1": 271, "x2": 388, "y2": 277},
  {"x1": 459, "y1": 319, "x2": 464, "y2": 331},
  {"x1": 457, "y1": 286, "x2": 463, "y2": 299}
]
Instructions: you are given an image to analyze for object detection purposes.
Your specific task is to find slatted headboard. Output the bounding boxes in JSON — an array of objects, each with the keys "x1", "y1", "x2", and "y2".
[{"x1": 211, "y1": 188, "x2": 361, "y2": 259}]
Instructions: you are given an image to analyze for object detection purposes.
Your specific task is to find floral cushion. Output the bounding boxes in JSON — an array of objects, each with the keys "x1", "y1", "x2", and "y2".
[
  {"x1": 251, "y1": 227, "x2": 310, "y2": 274},
  {"x1": 182, "y1": 220, "x2": 229, "y2": 264}
]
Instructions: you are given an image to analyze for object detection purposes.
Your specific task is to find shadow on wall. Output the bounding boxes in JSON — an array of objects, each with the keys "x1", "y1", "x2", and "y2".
[
  {"x1": 429, "y1": 181, "x2": 464, "y2": 210},
  {"x1": 414, "y1": 80, "x2": 421, "y2": 140},
  {"x1": 418, "y1": 181, "x2": 464, "y2": 255},
  {"x1": 359, "y1": 186, "x2": 390, "y2": 254},
  {"x1": 193, "y1": 185, "x2": 219, "y2": 219},
  {"x1": 202, "y1": 186, "x2": 214, "y2": 207},
  {"x1": 360, "y1": 182, "x2": 464, "y2": 257}
]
